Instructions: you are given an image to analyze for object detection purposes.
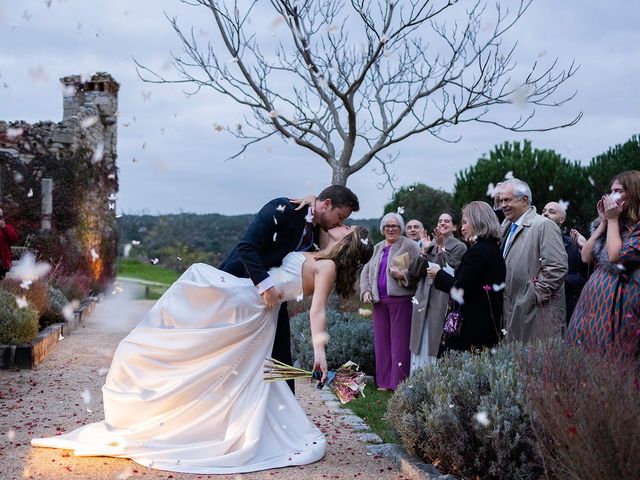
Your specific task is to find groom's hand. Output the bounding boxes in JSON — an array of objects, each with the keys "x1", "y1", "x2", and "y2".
[{"x1": 261, "y1": 286, "x2": 283, "y2": 309}]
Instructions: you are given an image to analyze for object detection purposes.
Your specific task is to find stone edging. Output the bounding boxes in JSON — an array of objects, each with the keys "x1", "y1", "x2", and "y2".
[
  {"x1": 0, "y1": 295, "x2": 101, "y2": 369},
  {"x1": 317, "y1": 388, "x2": 457, "y2": 480}
]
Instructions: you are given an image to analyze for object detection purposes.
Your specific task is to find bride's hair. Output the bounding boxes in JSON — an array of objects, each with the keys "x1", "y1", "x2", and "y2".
[{"x1": 317, "y1": 226, "x2": 374, "y2": 297}]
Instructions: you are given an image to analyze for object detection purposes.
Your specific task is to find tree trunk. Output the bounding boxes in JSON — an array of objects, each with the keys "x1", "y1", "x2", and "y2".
[{"x1": 331, "y1": 166, "x2": 349, "y2": 186}]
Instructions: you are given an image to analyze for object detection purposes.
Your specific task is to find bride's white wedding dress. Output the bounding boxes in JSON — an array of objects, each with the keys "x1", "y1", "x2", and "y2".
[{"x1": 32, "y1": 252, "x2": 326, "y2": 474}]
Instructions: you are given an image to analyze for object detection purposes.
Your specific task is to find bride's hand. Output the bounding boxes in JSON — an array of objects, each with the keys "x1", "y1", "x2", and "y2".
[
  {"x1": 313, "y1": 351, "x2": 328, "y2": 384},
  {"x1": 289, "y1": 194, "x2": 317, "y2": 211}
]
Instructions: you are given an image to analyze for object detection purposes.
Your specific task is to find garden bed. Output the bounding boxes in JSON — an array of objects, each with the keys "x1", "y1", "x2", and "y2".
[{"x1": 0, "y1": 295, "x2": 99, "y2": 369}]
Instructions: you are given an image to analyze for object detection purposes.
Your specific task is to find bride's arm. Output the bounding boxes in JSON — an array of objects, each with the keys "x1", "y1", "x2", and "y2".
[{"x1": 309, "y1": 261, "x2": 337, "y2": 383}]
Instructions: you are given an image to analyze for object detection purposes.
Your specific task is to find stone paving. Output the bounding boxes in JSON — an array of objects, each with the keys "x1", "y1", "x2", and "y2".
[{"x1": 0, "y1": 295, "x2": 417, "y2": 480}]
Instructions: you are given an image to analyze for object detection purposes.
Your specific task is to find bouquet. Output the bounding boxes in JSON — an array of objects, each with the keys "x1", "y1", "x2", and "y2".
[{"x1": 263, "y1": 358, "x2": 367, "y2": 404}]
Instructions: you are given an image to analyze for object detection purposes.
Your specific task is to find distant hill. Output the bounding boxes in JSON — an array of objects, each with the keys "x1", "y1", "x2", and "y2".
[{"x1": 117, "y1": 213, "x2": 381, "y2": 272}]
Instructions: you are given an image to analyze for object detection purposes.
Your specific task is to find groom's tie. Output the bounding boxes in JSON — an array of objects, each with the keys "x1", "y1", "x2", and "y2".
[{"x1": 296, "y1": 223, "x2": 315, "y2": 252}]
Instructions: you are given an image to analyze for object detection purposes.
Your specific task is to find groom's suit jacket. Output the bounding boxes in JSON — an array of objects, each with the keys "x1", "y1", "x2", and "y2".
[{"x1": 220, "y1": 197, "x2": 318, "y2": 286}]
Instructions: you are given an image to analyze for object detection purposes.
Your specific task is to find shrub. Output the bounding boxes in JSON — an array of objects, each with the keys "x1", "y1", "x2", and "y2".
[
  {"x1": 51, "y1": 273, "x2": 92, "y2": 301},
  {"x1": 386, "y1": 344, "x2": 542, "y2": 479},
  {"x1": 290, "y1": 309, "x2": 375, "y2": 375},
  {"x1": 0, "y1": 278, "x2": 50, "y2": 315},
  {"x1": 39, "y1": 286, "x2": 70, "y2": 328},
  {"x1": 523, "y1": 341, "x2": 640, "y2": 480},
  {"x1": 0, "y1": 288, "x2": 39, "y2": 344}
]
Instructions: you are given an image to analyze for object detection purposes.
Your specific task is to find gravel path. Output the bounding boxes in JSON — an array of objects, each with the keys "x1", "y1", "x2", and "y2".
[{"x1": 0, "y1": 296, "x2": 407, "y2": 480}]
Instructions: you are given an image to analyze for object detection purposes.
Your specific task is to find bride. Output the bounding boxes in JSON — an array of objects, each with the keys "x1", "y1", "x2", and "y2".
[{"x1": 32, "y1": 224, "x2": 373, "y2": 474}]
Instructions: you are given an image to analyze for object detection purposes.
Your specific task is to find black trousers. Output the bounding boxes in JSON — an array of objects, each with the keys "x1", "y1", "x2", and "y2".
[{"x1": 273, "y1": 302, "x2": 294, "y2": 394}]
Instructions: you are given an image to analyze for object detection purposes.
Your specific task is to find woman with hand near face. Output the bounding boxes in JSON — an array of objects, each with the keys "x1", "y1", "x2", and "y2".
[
  {"x1": 360, "y1": 213, "x2": 420, "y2": 391},
  {"x1": 567, "y1": 170, "x2": 640, "y2": 351},
  {"x1": 404, "y1": 212, "x2": 467, "y2": 370}
]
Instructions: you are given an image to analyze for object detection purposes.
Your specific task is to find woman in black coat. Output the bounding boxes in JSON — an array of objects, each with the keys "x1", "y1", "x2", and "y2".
[{"x1": 427, "y1": 201, "x2": 506, "y2": 353}]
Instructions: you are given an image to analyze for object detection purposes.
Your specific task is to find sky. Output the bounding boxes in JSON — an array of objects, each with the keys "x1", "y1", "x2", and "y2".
[{"x1": 1, "y1": 0, "x2": 639, "y2": 219}]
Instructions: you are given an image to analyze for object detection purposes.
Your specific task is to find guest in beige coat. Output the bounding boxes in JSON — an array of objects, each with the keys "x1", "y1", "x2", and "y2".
[
  {"x1": 361, "y1": 213, "x2": 420, "y2": 390},
  {"x1": 500, "y1": 179, "x2": 568, "y2": 342},
  {"x1": 404, "y1": 212, "x2": 466, "y2": 372}
]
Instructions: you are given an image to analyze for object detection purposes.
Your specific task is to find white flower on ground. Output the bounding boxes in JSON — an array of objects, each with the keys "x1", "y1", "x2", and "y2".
[{"x1": 81, "y1": 389, "x2": 91, "y2": 405}]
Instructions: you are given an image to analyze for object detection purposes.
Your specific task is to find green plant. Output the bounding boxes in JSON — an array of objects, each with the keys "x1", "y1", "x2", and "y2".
[
  {"x1": 290, "y1": 310, "x2": 375, "y2": 375},
  {"x1": 386, "y1": 344, "x2": 542, "y2": 479},
  {"x1": 39, "y1": 286, "x2": 70, "y2": 327},
  {"x1": 344, "y1": 387, "x2": 397, "y2": 443},
  {"x1": 0, "y1": 288, "x2": 39, "y2": 344}
]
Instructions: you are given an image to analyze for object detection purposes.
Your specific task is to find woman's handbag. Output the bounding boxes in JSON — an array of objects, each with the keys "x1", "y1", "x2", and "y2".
[{"x1": 443, "y1": 303, "x2": 463, "y2": 337}]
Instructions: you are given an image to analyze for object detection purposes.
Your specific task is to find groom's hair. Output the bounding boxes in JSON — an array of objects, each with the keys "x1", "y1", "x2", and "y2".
[{"x1": 317, "y1": 185, "x2": 360, "y2": 212}]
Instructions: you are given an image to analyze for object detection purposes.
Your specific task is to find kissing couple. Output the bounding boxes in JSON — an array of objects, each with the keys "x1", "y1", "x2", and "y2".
[{"x1": 32, "y1": 185, "x2": 373, "y2": 474}]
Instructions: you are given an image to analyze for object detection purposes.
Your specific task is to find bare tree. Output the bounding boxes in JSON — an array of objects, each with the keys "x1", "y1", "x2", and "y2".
[{"x1": 136, "y1": 0, "x2": 581, "y2": 186}]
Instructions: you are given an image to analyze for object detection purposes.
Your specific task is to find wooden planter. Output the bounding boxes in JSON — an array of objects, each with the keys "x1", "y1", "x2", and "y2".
[{"x1": 0, "y1": 295, "x2": 99, "y2": 369}]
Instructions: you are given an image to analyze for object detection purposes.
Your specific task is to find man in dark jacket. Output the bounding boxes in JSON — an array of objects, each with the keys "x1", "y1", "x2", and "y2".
[
  {"x1": 220, "y1": 186, "x2": 359, "y2": 392},
  {"x1": 542, "y1": 202, "x2": 588, "y2": 325}
]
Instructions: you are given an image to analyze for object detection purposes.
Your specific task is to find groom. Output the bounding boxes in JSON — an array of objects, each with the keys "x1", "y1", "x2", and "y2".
[{"x1": 220, "y1": 185, "x2": 360, "y2": 393}]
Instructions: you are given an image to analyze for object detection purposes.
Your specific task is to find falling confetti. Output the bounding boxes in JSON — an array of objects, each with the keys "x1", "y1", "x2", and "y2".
[
  {"x1": 504, "y1": 171, "x2": 514, "y2": 180},
  {"x1": 131, "y1": 240, "x2": 141, "y2": 245},
  {"x1": 123, "y1": 243, "x2": 132, "y2": 257},
  {"x1": 8, "y1": 251, "x2": 50, "y2": 282},
  {"x1": 397, "y1": 206, "x2": 405, "y2": 214},
  {"x1": 273, "y1": 232, "x2": 278, "y2": 242},
  {"x1": 360, "y1": 237, "x2": 369, "y2": 245},
  {"x1": 80, "y1": 116, "x2": 99, "y2": 129},
  {"x1": 93, "y1": 142, "x2": 104, "y2": 162},
  {"x1": 81, "y1": 388, "x2": 91, "y2": 405},
  {"x1": 558, "y1": 199, "x2": 570, "y2": 211},
  {"x1": 474, "y1": 410, "x2": 490, "y2": 427},
  {"x1": 62, "y1": 300, "x2": 80, "y2": 321},
  {"x1": 6, "y1": 127, "x2": 23, "y2": 139},
  {"x1": 90, "y1": 248, "x2": 99, "y2": 262},
  {"x1": 276, "y1": 204, "x2": 286, "y2": 212},
  {"x1": 27, "y1": 188, "x2": 33, "y2": 197},
  {"x1": 492, "y1": 282, "x2": 506, "y2": 292},
  {"x1": 151, "y1": 258, "x2": 159, "y2": 264},
  {"x1": 450, "y1": 287, "x2": 465, "y2": 304},
  {"x1": 296, "y1": 293, "x2": 304, "y2": 302},
  {"x1": 588, "y1": 176, "x2": 596, "y2": 186},
  {"x1": 15, "y1": 296, "x2": 28, "y2": 309},
  {"x1": 486, "y1": 182, "x2": 496, "y2": 197},
  {"x1": 411, "y1": 296, "x2": 419, "y2": 305}
]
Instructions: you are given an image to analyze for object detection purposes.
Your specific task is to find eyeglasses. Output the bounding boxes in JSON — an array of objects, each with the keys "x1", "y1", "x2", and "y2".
[{"x1": 384, "y1": 225, "x2": 400, "y2": 231}]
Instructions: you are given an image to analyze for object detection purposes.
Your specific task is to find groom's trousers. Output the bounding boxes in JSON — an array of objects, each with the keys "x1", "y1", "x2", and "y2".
[{"x1": 274, "y1": 302, "x2": 295, "y2": 394}]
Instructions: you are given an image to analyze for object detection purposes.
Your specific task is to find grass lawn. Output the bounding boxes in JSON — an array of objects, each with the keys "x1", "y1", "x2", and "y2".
[
  {"x1": 343, "y1": 386, "x2": 397, "y2": 444},
  {"x1": 117, "y1": 259, "x2": 180, "y2": 285}
]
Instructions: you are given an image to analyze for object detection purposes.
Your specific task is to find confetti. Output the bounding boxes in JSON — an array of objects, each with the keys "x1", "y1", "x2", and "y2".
[
  {"x1": 273, "y1": 232, "x2": 278, "y2": 242},
  {"x1": 296, "y1": 293, "x2": 304, "y2": 302},
  {"x1": 276, "y1": 204, "x2": 286, "y2": 212},
  {"x1": 450, "y1": 287, "x2": 465, "y2": 304},
  {"x1": 492, "y1": 282, "x2": 506, "y2": 292},
  {"x1": 360, "y1": 237, "x2": 369, "y2": 245},
  {"x1": 548, "y1": 185, "x2": 554, "y2": 191},
  {"x1": 131, "y1": 240, "x2": 141, "y2": 245},
  {"x1": 504, "y1": 171, "x2": 514, "y2": 180},
  {"x1": 15, "y1": 296, "x2": 28, "y2": 309},
  {"x1": 8, "y1": 251, "x2": 50, "y2": 282},
  {"x1": 486, "y1": 182, "x2": 496, "y2": 197},
  {"x1": 92, "y1": 142, "x2": 104, "y2": 162},
  {"x1": 558, "y1": 199, "x2": 570, "y2": 211},
  {"x1": 123, "y1": 243, "x2": 132, "y2": 257},
  {"x1": 397, "y1": 206, "x2": 405, "y2": 214},
  {"x1": 81, "y1": 389, "x2": 91, "y2": 405},
  {"x1": 474, "y1": 410, "x2": 490, "y2": 427},
  {"x1": 588, "y1": 176, "x2": 595, "y2": 186},
  {"x1": 6, "y1": 127, "x2": 23, "y2": 139},
  {"x1": 27, "y1": 188, "x2": 33, "y2": 197},
  {"x1": 151, "y1": 258, "x2": 159, "y2": 264},
  {"x1": 411, "y1": 296, "x2": 419, "y2": 305},
  {"x1": 80, "y1": 116, "x2": 99, "y2": 129},
  {"x1": 90, "y1": 248, "x2": 99, "y2": 261}
]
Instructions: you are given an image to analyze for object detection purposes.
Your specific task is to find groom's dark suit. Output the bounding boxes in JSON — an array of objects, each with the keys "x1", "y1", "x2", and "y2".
[{"x1": 220, "y1": 197, "x2": 319, "y2": 393}]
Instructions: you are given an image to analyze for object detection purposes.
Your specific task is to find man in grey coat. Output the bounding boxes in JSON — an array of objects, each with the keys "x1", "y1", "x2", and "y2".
[{"x1": 500, "y1": 179, "x2": 568, "y2": 342}]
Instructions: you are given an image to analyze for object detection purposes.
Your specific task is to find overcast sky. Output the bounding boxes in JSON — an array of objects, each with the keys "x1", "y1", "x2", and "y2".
[{"x1": 1, "y1": 0, "x2": 638, "y2": 219}]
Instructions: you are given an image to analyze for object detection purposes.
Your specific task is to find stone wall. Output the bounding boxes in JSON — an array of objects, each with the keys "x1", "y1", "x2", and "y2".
[{"x1": 0, "y1": 72, "x2": 119, "y2": 289}]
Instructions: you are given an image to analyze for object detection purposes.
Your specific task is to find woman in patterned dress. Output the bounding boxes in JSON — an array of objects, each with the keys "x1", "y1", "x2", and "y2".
[{"x1": 567, "y1": 170, "x2": 640, "y2": 351}]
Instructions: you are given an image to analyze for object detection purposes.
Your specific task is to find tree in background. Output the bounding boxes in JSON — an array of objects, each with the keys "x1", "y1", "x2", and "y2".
[
  {"x1": 139, "y1": 0, "x2": 580, "y2": 187},
  {"x1": 383, "y1": 183, "x2": 455, "y2": 237},
  {"x1": 453, "y1": 140, "x2": 591, "y2": 231},
  {"x1": 586, "y1": 135, "x2": 640, "y2": 199}
]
